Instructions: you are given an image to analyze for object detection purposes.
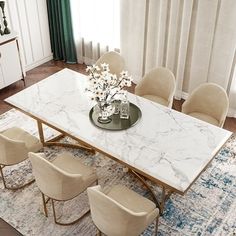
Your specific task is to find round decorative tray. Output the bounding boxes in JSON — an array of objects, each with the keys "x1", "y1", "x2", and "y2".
[{"x1": 89, "y1": 103, "x2": 142, "y2": 131}]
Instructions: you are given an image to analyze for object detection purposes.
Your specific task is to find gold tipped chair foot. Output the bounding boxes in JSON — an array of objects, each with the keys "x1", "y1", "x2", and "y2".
[
  {"x1": 0, "y1": 127, "x2": 42, "y2": 190},
  {"x1": 29, "y1": 152, "x2": 98, "y2": 225}
]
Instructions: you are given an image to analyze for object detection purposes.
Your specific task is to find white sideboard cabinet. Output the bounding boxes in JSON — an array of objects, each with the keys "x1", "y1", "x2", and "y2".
[{"x1": 0, "y1": 32, "x2": 25, "y2": 89}]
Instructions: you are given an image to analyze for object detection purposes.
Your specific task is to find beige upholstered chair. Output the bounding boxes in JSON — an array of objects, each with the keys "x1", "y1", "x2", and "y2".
[
  {"x1": 182, "y1": 83, "x2": 229, "y2": 127},
  {"x1": 95, "y1": 51, "x2": 125, "y2": 77},
  {"x1": 0, "y1": 127, "x2": 42, "y2": 190},
  {"x1": 135, "y1": 67, "x2": 176, "y2": 108},
  {"x1": 87, "y1": 185, "x2": 159, "y2": 236},
  {"x1": 29, "y1": 152, "x2": 98, "y2": 225}
]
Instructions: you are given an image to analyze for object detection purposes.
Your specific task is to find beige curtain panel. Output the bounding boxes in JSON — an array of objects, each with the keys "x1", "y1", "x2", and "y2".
[{"x1": 120, "y1": 0, "x2": 236, "y2": 117}]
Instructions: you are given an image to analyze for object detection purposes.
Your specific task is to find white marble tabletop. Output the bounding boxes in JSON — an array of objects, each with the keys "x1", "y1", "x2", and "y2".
[{"x1": 5, "y1": 68, "x2": 232, "y2": 193}]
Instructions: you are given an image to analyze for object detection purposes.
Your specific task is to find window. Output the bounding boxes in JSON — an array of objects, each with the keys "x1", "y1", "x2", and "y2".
[{"x1": 70, "y1": 0, "x2": 120, "y2": 49}]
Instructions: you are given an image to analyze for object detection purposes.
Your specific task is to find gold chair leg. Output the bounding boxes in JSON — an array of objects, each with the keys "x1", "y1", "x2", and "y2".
[
  {"x1": 41, "y1": 193, "x2": 49, "y2": 217},
  {"x1": 94, "y1": 225, "x2": 102, "y2": 236},
  {"x1": 0, "y1": 165, "x2": 7, "y2": 189},
  {"x1": 154, "y1": 215, "x2": 159, "y2": 235},
  {"x1": 130, "y1": 170, "x2": 161, "y2": 210},
  {"x1": 0, "y1": 164, "x2": 35, "y2": 190},
  {"x1": 51, "y1": 199, "x2": 90, "y2": 226}
]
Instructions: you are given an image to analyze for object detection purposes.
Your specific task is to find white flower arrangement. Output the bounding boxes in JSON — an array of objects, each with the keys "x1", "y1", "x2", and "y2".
[{"x1": 85, "y1": 63, "x2": 132, "y2": 104}]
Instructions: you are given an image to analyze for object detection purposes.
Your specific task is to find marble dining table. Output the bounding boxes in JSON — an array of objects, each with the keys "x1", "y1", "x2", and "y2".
[{"x1": 5, "y1": 68, "x2": 232, "y2": 212}]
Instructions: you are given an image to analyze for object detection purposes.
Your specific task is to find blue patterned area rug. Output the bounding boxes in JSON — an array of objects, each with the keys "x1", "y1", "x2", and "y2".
[{"x1": 0, "y1": 109, "x2": 236, "y2": 236}]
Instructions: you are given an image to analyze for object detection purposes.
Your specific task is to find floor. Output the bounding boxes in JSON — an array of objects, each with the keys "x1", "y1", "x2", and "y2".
[
  {"x1": 0, "y1": 218, "x2": 23, "y2": 236},
  {"x1": 0, "y1": 60, "x2": 235, "y2": 132}
]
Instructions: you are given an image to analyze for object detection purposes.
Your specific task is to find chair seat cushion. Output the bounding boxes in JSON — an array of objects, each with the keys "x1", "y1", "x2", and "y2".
[
  {"x1": 142, "y1": 95, "x2": 169, "y2": 107},
  {"x1": 52, "y1": 152, "x2": 97, "y2": 185},
  {"x1": 187, "y1": 112, "x2": 219, "y2": 126},
  {"x1": 1, "y1": 127, "x2": 42, "y2": 152},
  {"x1": 107, "y1": 185, "x2": 157, "y2": 214}
]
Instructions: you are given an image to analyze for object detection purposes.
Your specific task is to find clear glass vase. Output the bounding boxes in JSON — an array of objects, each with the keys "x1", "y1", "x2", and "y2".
[{"x1": 96, "y1": 101, "x2": 115, "y2": 124}]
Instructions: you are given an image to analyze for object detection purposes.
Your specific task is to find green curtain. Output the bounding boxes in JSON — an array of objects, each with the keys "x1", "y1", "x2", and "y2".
[{"x1": 47, "y1": 0, "x2": 77, "y2": 63}]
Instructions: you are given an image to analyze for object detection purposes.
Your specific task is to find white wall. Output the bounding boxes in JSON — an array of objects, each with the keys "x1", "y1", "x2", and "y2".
[{"x1": 6, "y1": 0, "x2": 52, "y2": 71}]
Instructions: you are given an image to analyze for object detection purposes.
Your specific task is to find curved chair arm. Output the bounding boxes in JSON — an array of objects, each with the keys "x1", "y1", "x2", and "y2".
[
  {"x1": 88, "y1": 186, "x2": 149, "y2": 217},
  {"x1": 95, "y1": 51, "x2": 125, "y2": 77},
  {"x1": 88, "y1": 185, "x2": 158, "y2": 236},
  {"x1": 60, "y1": 173, "x2": 86, "y2": 201},
  {"x1": 182, "y1": 83, "x2": 229, "y2": 127},
  {"x1": 135, "y1": 80, "x2": 148, "y2": 96},
  {"x1": 218, "y1": 98, "x2": 229, "y2": 128},
  {"x1": 135, "y1": 67, "x2": 176, "y2": 108},
  {"x1": 0, "y1": 134, "x2": 28, "y2": 165},
  {"x1": 167, "y1": 76, "x2": 176, "y2": 108},
  {"x1": 29, "y1": 152, "x2": 85, "y2": 201},
  {"x1": 182, "y1": 98, "x2": 193, "y2": 114}
]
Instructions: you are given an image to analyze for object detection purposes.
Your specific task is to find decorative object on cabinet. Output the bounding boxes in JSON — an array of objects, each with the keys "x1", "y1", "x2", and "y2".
[
  {"x1": 0, "y1": 31, "x2": 25, "y2": 89},
  {"x1": 0, "y1": 1, "x2": 10, "y2": 35}
]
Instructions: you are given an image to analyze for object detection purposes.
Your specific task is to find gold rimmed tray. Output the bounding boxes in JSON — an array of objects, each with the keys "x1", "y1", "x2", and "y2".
[{"x1": 89, "y1": 103, "x2": 142, "y2": 131}]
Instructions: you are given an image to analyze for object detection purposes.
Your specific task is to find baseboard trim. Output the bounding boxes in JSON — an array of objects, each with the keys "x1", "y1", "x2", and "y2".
[
  {"x1": 227, "y1": 108, "x2": 236, "y2": 118},
  {"x1": 25, "y1": 54, "x2": 53, "y2": 72},
  {"x1": 181, "y1": 92, "x2": 189, "y2": 100},
  {"x1": 174, "y1": 91, "x2": 189, "y2": 100}
]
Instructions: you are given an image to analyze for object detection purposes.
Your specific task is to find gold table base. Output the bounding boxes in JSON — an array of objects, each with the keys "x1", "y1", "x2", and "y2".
[
  {"x1": 130, "y1": 170, "x2": 174, "y2": 214},
  {"x1": 37, "y1": 120, "x2": 95, "y2": 154},
  {"x1": 37, "y1": 119, "x2": 174, "y2": 214}
]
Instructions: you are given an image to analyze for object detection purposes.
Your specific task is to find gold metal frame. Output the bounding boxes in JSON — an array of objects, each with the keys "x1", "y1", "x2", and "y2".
[
  {"x1": 40, "y1": 179, "x2": 98, "y2": 226},
  {"x1": 6, "y1": 103, "x2": 181, "y2": 195},
  {"x1": 0, "y1": 164, "x2": 35, "y2": 190},
  {"x1": 130, "y1": 170, "x2": 161, "y2": 209},
  {"x1": 37, "y1": 120, "x2": 95, "y2": 154},
  {"x1": 130, "y1": 169, "x2": 173, "y2": 214},
  {"x1": 5, "y1": 101, "x2": 232, "y2": 213}
]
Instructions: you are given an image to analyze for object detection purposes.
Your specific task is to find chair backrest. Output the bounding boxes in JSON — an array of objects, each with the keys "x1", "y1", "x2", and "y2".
[
  {"x1": 95, "y1": 51, "x2": 125, "y2": 77},
  {"x1": 182, "y1": 83, "x2": 229, "y2": 127},
  {"x1": 87, "y1": 185, "x2": 148, "y2": 236},
  {"x1": 135, "y1": 67, "x2": 176, "y2": 107},
  {"x1": 29, "y1": 152, "x2": 83, "y2": 201},
  {"x1": 0, "y1": 134, "x2": 27, "y2": 166}
]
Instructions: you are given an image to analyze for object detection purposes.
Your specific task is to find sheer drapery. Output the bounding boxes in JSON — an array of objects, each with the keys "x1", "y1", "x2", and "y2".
[
  {"x1": 228, "y1": 51, "x2": 236, "y2": 117},
  {"x1": 120, "y1": 0, "x2": 236, "y2": 116},
  {"x1": 70, "y1": 0, "x2": 120, "y2": 65}
]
